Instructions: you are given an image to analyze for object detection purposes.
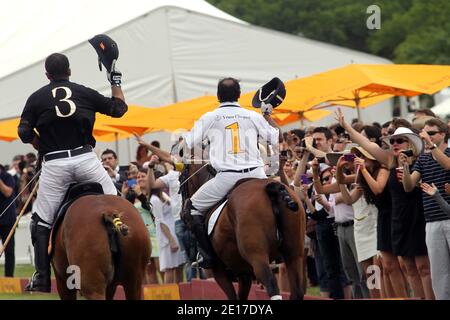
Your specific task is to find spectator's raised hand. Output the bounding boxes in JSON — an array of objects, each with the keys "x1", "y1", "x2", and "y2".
[
  {"x1": 421, "y1": 182, "x2": 438, "y2": 196},
  {"x1": 334, "y1": 108, "x2": 347, "y2": 128},
  {"x1": 311, "y1": 157, "x2": 319, "y2": 172},
  {"x1": 132, "y1": 183, "x2": 142, "y2": 196},
  {"x1": 121, "y1": 180, "x2": 129, "y2": 196},
  {"x1": 398, "y1": 151, "x2": 409, "y2": 167},
  {"x1": 133, "y1": 132, "x2": 149, "y2": 149},
  {"x1": 298, "y1": 184, "x2": 309, "y2": 200},
  {"x1": 149, "y1": 155, "x2": 160, "y2": 166},
  {"x1": 304, "y1": 136, "x2": 314, "y2": 152},
  {"x1": 419, "y1": 130, "x2": 433, "y2": 148},
  {"x1": 313, "y1": 194, "x2": 327, "y2": 206},
  {"x1": 354, "y1": 156, "x2": 366, "y2": 169}
]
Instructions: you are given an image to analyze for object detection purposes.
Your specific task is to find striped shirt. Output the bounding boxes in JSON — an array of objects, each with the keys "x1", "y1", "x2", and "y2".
[{"x1": 412, "y1": 148, "x2": 450, "y2": 222}]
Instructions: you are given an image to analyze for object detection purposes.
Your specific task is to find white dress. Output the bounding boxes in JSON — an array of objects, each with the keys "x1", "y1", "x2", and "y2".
[
  {"x1": 352, "y1": 196, "x2": 378, "y2": 262},
  {"x1": 150, "y1": 194, "x2": 185, "y2": 272}
]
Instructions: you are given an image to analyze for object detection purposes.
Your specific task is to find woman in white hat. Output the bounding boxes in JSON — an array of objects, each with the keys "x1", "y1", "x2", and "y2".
[{"x1": 335, "y1": 108, "x2": 434, "y2": 300}]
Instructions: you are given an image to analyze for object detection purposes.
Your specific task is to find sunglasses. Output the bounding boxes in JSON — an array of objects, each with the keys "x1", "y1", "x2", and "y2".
[
  {"x1": 426, "y1": 131, "x2": 441, "y2": 136},
  {"x1": 389, "y1": 138, "x2": 408, "y2": 145}
]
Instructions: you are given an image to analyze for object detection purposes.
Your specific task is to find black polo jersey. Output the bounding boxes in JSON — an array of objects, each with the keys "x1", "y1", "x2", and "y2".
[{"x1": 19, "y1": 79, "x2": 127, "y2": 155}]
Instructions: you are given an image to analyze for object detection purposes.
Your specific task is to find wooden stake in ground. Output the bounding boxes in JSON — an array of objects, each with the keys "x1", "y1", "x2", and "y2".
[{"x1": 0, "y1": 181, "x2": 39, "y2": 258}]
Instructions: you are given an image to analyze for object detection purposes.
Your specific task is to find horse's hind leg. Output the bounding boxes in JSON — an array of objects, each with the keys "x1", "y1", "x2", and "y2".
[
  {"x1": 123, "y1": 278, "x2": 143, "y2": 300},
  {"x1": 213, "y1": 262, "x2": 238, "y2": 300},
  {"x1": 249, "y1": 257, "x2": 281, "y2": 300},
  {"x1": 55, "y1": 272, "x2": 77, "y2": 300},
  {"x1": 285, "y1": 256, "x2": 304, "y2": 300},
  {"x1": 238, "y1": 274, "x2": 252, "y2": 300},
  {"x1": 106, "y1": 284, "x2": 117, "y2": 300}
]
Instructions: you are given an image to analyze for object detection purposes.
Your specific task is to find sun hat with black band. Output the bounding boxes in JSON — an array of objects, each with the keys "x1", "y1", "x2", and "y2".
[{"x1": 382, "y1": 127, "x2": 424, "y2": 156}]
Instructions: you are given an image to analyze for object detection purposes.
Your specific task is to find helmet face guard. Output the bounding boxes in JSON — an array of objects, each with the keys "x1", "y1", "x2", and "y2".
[
  {"x1": 88, "y1": 34, "x2": 119, "y2": 72},
  {"x1": 252, "y1": 77, "x2": 286, "y2": 109}
]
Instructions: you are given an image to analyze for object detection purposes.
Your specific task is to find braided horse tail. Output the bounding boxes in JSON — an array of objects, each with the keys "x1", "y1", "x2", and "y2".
[
  {"x1": 102, "y1": 212, "x2": 129, "y2": 280},
  {"x1": 265, "y1": 181, "x2": 299, "y2": 243}
]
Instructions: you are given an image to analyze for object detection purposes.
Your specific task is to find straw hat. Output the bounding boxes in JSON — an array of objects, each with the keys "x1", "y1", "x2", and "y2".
[{"x1": 350, "y1": 146, "x2": 376, "y2": 160}]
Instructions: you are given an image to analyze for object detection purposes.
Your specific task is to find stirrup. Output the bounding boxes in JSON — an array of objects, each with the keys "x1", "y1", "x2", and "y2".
[
  {"x1": 25, "y1": 272, "x2": 51, "y2": 293},
  {"x1": 191, "y1": 253, "x2": 214, "y2": 269}
]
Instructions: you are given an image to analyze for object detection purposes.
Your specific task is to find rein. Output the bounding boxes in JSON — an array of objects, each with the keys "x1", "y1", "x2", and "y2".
[{"x1": 179, "y1": 162, "x2": 210, "y2": 189}]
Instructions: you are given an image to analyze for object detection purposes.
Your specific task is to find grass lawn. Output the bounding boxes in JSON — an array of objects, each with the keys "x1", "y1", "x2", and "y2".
[
  {"x1": 1, "y1": 264, "x2": 321, "y2": 299},
  {"x1": 0, "y1": 264, "x2": 40, "y2": 279}
]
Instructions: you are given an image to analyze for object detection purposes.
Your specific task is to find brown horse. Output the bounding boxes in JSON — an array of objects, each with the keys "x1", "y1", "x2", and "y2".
[
  {"x1": 52, "y1": 194, "x2": 151, "y2": 300},
  {"x1": 181, "y1": 163, "x2": 305, "y2": 300}
]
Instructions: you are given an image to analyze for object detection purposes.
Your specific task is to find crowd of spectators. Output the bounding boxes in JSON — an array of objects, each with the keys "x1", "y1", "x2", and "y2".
[{"x1": 1, "y1": 109, "x2": 449, "y2": 300}]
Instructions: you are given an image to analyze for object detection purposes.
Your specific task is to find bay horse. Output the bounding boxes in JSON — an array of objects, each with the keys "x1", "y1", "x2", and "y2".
[
  {"x1": 51, "y1": 184, "x2": 151, "y2": 300},
  {"x1": 180, "y1": 163, "x2": 305, "y2": 300}
]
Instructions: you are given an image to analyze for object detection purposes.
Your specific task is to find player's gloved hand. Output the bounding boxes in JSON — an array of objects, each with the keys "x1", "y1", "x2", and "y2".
[
  {"x1": 261, "y1": 101, "x2": 273, "y2": 115},
  {"x1": 107, "y1": 59, "x2": 122, "y2": 86}
]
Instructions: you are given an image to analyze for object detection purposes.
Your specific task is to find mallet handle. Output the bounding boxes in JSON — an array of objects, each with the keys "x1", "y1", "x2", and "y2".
[{"x1": 0, "y1": 181, "x2": 39, "y2": 258}]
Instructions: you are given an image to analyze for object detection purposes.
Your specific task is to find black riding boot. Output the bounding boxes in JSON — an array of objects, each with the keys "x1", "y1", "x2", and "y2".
[
  {"x1": 190, "y1": 215, "x2": 215, "y2": 269},
  {"x1": 25, "y1": 213, "x2": 51, "y2": 293}
]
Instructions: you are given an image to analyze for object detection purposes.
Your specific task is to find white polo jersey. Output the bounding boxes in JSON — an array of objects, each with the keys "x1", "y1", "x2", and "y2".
[{"x1": 183, "y1": 102, "x2": 279, "y2": 171}]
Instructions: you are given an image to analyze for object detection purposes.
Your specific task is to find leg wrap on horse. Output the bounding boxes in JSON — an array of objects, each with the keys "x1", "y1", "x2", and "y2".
[
  {"x1": 190, "y1": 215, "x2": 215, "y2": 269},
  {"x1": 26, "y1": 213, "x2": 51, "y2": 292}
]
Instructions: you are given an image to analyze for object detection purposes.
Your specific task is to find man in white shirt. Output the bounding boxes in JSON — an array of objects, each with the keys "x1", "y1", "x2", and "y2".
[{"x1": 182, "y1": 77, "x2": 282, "y2": 268}]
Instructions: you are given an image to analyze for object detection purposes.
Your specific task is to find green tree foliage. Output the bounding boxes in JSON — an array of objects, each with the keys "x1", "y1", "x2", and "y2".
[{"x1": 207, "y1": 0, "x2": 449, "y2": 64}]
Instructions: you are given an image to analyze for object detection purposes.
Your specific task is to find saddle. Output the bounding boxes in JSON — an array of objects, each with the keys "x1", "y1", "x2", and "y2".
[
  {"x1": 48, "y1": 182, "x2": 105, "y2": 257},
  {"x1": 204, "y1": 178, "x2": 257, "y2": 235}
]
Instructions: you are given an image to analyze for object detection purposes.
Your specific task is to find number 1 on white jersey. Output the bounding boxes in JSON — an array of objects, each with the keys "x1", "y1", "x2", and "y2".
[{"x1": 225, "y1": 122, "x2": 243, "y2": 154}]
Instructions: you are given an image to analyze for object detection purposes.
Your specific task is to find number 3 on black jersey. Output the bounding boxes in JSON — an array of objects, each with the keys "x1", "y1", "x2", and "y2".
[{"x1": 52, "y1": 87, "x2": 76, "y2": 117}]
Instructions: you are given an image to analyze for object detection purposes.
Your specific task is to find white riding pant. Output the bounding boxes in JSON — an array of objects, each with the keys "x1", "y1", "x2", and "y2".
[
  {"x1": 190, "y1": 166, "x2": 266, "y2": 216},
  {"x1": 33, "y1": 151, "x2": 117, "y2": 225}
]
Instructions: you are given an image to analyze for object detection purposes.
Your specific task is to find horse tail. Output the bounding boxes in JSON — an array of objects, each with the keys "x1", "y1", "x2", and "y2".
[
  {"x1": 265, "y1": 182, "x2": 299, "y2": 242},
  {"x1": 102, "y1": 212, "x2": 129, "y2": 281},
  {"x1": 103, "y1": 212, "x2": 129, "y2": 236}
]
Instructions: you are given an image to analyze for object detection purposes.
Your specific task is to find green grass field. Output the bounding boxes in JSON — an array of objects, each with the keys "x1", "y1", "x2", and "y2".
[{"x1": 0, "y1": 264, "x2": 320, "y2": 300}]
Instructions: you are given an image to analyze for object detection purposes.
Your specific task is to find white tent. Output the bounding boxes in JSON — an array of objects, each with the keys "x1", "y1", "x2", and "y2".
[
  {"x1": 0, "y1": 0, "x2": 392, "y2": 164},
  {"x1": 431, "y1": 98, "x2": 450, "y2": 119}
]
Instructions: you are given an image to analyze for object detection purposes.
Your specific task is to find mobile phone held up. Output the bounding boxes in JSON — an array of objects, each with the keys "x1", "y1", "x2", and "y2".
[
  {"x1": 344, "y1": 153, "x2": 356, "y2": 162},
  {"x1": 300, "y1": 174, "x2": 312, "y2": 185},
  {"x1": 400, "y1": 149, "x2": 414, "y2": 157},
  {"x1": 127, "y1": 179, "x2": 137, "y2": 188}
]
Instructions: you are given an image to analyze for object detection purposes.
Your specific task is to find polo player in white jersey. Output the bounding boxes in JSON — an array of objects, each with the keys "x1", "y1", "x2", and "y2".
[{"x1": 182, "y1": 77, "x2": 284, "y2": 268}]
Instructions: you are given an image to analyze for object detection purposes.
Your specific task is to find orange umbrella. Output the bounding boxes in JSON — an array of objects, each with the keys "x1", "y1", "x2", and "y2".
[
  {"x1": 240, "y1": 64, "x2": 450, "y2": 120},
  {"x1": 0, "y1": 118, "x2": 131, "y2": 142}
]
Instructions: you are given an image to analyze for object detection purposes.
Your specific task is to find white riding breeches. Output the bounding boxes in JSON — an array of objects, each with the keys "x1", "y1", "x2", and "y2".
[
  {"x1": 32, "y1": 151, "x2": 117, "y2": 225},
  {"x1": 190, "y1": 166, "x2": 266, "y2": 216}
]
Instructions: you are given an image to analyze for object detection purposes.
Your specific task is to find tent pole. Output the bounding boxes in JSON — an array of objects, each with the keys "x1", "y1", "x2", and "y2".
[
  {"x1": 355, "y1": 90, "x2": 362, "y2": 122},
  {"x1": 127, "y1": 137, "x2": 131, "y2": 164},
  {"x1": 115, "y1": 133, "x2": 119, "y2": 159}
]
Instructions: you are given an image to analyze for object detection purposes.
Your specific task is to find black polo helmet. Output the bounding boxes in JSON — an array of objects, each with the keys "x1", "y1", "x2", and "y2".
[
  {"x1": 88, "y1": 34, "x2": 119, "y2": 72},
  {"x1": 252, "y1": 77, "x2": 286, "y2": 109}
]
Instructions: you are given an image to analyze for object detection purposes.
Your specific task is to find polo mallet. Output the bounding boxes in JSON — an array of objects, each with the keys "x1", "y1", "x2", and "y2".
[{"x1": 0, "y1": 180, "x2": 39, "y2": 258}]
